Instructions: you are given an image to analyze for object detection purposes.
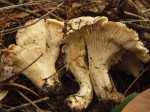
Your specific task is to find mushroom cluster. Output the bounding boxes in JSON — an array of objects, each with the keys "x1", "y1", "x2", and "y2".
[{"x1": 1, "y1": 16, "x2": 149, "y2": 111}]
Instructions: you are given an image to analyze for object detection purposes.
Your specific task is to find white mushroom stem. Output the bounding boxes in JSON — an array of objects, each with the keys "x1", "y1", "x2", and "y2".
[
  {"x1": 88, "y1": 50, "x2": 121, "y2": 100},
  {"x1": 62, "y1": 32, "x2": 93, "y2": 111},
  {"x1": 66, "y1": 57, "x2": 93, "y2": 111}
]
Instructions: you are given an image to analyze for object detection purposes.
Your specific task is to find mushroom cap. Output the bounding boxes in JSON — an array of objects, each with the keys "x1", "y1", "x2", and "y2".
[
  {"x1": 65, "y1": 16, "x2": 107, "y2": 35},
  {"x1": 16, "y1": 18, "x2": 64, "y2": 53},
  {"x1": 46, "y1": 18, "x2": 64, "y2": 45},
  {"x1": 65, "y1": 16, "x2": 150, "y2": 63},
  {"x1": 16, "y1": 19, "x2": 49, "y2": 47}
]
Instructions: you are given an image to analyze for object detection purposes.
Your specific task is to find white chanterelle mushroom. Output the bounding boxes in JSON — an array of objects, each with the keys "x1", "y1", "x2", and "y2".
[
  {"x1": 65, "y1": 16, "x2": 150, "y2": 102},
  {"x1": 2, "y1": 19, "x2": 64, "y2": 93},
  {"x1": 61, "y1": 24, "x2": 93, "y2": 111}
]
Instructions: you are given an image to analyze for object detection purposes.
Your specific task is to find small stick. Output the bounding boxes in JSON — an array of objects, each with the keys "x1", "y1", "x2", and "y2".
[
  {"x1": 126, "y1": 23, "x2": 150, "y2": 32},
  {"x1": 17, "y1": 90, "x2": 42, "y2": 111},
  {"x1": 7, "y1": 97, "x2": 49, "y2": 112},
  {"x1": 0, "y1": 0, "x2": 52, "y2": 11},
  {"x1": 142, "y1": 8, "x2": 150, "y2": 13},
  {"x1": 0, "y1": 82, "x2": 56, "y2": 112},
  {"x1": 121, "y1": 19, "x2": 150, "y2": 23},
  {"x1": 0, "y1": 82, "x2": 41, "y2": 98},
  {"x1": 124, "y1": 11, "x2": 148, "y2": 20},
  {"x1": 0, "y1": 1, "x2": 64, "y2": 34},
  {"x1": 0, "y1": 0, "x2": 40, "y2": 17},
  {"x1": 37, "y1": 5, "x2": 65, "y2": 22}
]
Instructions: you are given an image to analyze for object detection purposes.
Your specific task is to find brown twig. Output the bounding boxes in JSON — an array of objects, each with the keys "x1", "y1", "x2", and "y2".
[
  {"x1": 124, "y1": 11, "x2": 148, "y2": 20},
  {"x1": 127, "y1": 0, "x2": 149, "y2": 19},
  {"x1": 0, "y1": 0, "x2": 40, "y2": 17},
  {"x1": 0, "y1": 82, "x2": 56, "y2": 111},
  {"x1": 0, "y1": 0, "x2": 53, "y2": 11},
  {"x1": 0, "y1": 82, "x2": 41, "y2": 98},
  {"x1": 142, "y1": 8, "x2": 150, "y2": 13},
  {"x1": 126, "y1": 22, "x2": 150, "y2": 32},
  {"x1": 7, "y1": 97, "x2": 49, "y2": 112},
  {"x1": 121, "y1": 19, "x2": 150, "y2": 22},
  {"x1": 0, "y1": 1, "x2": 64, "y2": 34},
  {"x1": 17, "y1": 90, "x2": 42, "y2": 111},
  {"x1": 0, "y1": 4, "x2": 61, "y2": 28},
  {"x1": 37, "y1": 5, "x2": 65, "y2": 21}
]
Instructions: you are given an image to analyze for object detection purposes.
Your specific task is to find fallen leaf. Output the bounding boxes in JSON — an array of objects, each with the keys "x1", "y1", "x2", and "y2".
[{"x1": 122, "y1": 89, "x2": 150, "y2": 112}]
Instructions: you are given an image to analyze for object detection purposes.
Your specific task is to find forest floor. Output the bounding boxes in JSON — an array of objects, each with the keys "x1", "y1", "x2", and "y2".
[{"x1": 0, "y1": 0, "x2": 150, "y2": 112}]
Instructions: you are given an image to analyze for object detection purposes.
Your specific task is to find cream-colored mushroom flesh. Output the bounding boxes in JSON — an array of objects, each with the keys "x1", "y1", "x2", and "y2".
[
  {"x1": 61, "y1": 28, "x2": 93, "y2": 111},
  {"x1": 66, "y1": 16, "x2": 149, "y2": 101},
  {"x1": 3, "y1": 44, "x2": 45, "y2": 89},
  {"x1": 2, "y1": 19, "x2": 64, "y2": 93}
]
